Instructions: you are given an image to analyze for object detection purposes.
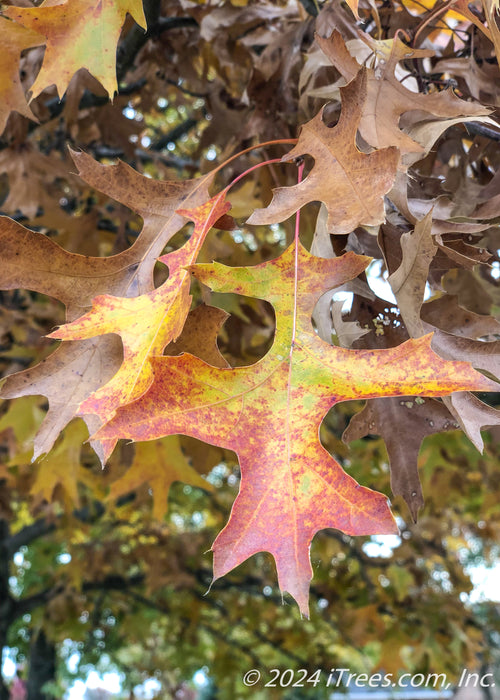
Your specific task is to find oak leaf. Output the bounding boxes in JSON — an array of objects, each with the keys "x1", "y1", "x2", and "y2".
[
  {"x1": 0, "y1": 16, "x2": 42, "y2": 133},
  {"x1": 3, "y1": 0, "x2": 147, "y2": 99},
  {"x1": 481, "y1": 0, "x2": 500, "y2": 71},
  {"x1": 433, "y1": 234, "x2": 492, "y2": 270},
  {"x1": 0, "y1": 150, "x2": 213, "y2": 317},
  {"x1": 165, "y1": 304, "x2": 230, "y2": 369},
  {"x1": 442, "y1": 393, "x2": 500, "y2": 453},
  {"x1": 0, "y1": 151, "x2": 214, "y2": 460},
  {"x1": 401, "y1": 114, "x2": 499, "y2": 170},
  {"x1": 421, "y1": 295, "x2": 500, "y2": 339},
  {"x1": 247, "y1": 70, "x2": 399, "y2": 235},
  {"x1": 345, "y1": 293, "x2": 500, "y2": 487},
  {"x1": 343, "y1": 396, "x2": 459, "y2": 520},
  {"x1": 29, "y1": 420, "x2": 92, "y2": 509},
  {"x1": 428, "y1": 332, "x2": 500, "y2": 451},
  {"x1": 433, "y1": 54, "x2": 499, "y2": 106},
  {"x1": 315, "y1": 31, "x2": 491, "y2": 154},
  {"x1": 430, "y1": 332, "x2": 500, "y2": 383},
  {"x1": 48, "y1": 195, "x2": 230, "y2": 461},
  {"x1": 94, "y1": 241, "x2": 497, "y2": 615},
  {"x1": 387, "y1": 211, "x2": 437, "y2": 338},
  {"x1": 108, "y1": 436, "x2": 214, "y2": 522},
  {"x1": 0, "y1": 144, "x2": 80, "y2": 220},
  {"x1": 0, "y1": 396, "x2": 45, "y2": 462},
  {"x1": 0, "y1": 336, "x2": 121, "y2": 464},
  {"x1": 106, "y1": 305, "x2": 227, "y2": 520},
  {"x1": 331, "y1": 300, "x2": 371, "y2": 348}
]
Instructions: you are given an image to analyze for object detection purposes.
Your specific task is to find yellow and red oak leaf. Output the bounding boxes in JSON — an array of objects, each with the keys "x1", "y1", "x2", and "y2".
[
  {"x1": 247, "y1": 70, "x2": 399, "y2": 235},
  {"x1": 3, "y1": 0, "x2": 146, "y2": 100},
  {"x1": 106, "y1": 307, "x2": 227, "y2": 520},
  {"x1": 48, "y1": 195, "x2": 231, "y2": 461},
  {"x1": 0, "y1": 151, "x2": 213, "y2": 460},
  {"x1": 94, "y1": 242, "x2": 497, "y2": 615},
  {"x1": 0, "y1": 16, "x2": 43, "y2": 134}
]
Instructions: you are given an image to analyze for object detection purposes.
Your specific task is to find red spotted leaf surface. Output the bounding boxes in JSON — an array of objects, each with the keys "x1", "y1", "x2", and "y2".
[{"x1": 94, "y1": 241, "x2": 497, "y2": 615}]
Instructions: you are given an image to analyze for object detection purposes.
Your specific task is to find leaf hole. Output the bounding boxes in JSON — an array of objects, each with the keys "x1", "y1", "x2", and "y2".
[
  {"x1": 297, "y1": 154, "x2": 315, "y2": 180},
  {"x1": 195, "y1": 293, "x2": 276, "y2": 367},
  {"x1": 321, "y1": 102, "x2": 340, "y2": 128}
]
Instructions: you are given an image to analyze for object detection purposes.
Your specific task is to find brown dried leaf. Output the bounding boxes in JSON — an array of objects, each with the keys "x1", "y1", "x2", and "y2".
[
  {"x1": 421, "y1": 295, "x2": 500, "y2": 339},
  {"x1": 430, "y1": 331, "x2": 500, "y2": 382},
  {"x1": 331, "y1": 301, "x2": 371, "y2": 348},
  {"x1": 429, "y1": 330, "x2": 500, "y2": 450},
  {"x1": 164, "y1": 304, "x2": 230, "y2": 369},
  {"x1": 1, "y1": 335, "x2": 122, "y2": 463},
  {"x1": 343, "y1": 396, "x2": 459, "y2": 520},
  {"x1": 247, "y1": 71, "x2": 399, "y2": 234},
  {"x1": 388, "y1": 211, "x2": 437, "y2": 338},
  {"x1": 315, "y1": 31, "x2": 490, "y2": 154},
  {"x1": 442, "y1": 393, "x2": 500, "y2": 453},
  {"x1": 0, "y1": 144, "x2": 79, "y2": 220}
]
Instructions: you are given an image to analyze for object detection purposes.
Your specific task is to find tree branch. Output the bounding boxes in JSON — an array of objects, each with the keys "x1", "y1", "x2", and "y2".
[
  {"x1": 6, "y1": 518, "x2": 56, "y2": 557},
  {"x1": 464, "y1": 122, "x2": 500, "y2": 141},
  {"x1": 117, "y1": 13, "x2": 198, "y2": 83},
  {"x1": 81, "y1": 573, "x2": 144, "y2": 593},
  {"x1": 10, "y1": 573, "x2": 145, "y2": 623},
  {"x1": 151, "y1": 116, "x2": 202, "y2": 152},
  {"x1": 123, "y1": 588, "x2": 264, "y2": 667},
  {"x1": 11, "y1": 587, "x2": 56, "y2": 621}
]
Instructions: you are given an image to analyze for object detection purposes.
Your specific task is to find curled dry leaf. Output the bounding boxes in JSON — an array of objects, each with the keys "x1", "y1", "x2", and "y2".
[
  {"x1": 421, "y1": 295, "x2": 500, "y2": 339},
  {"x1": 331, "y1": 300, "x2": 371, "y2": 348},
  {"x1": 442, "y1": 393, "x2": 500, "y2": 453},
  {"x1": 430, "y1": 331, "x2": 500, "y2": 382},
  {"x1": 314, "y1": 30, "x2": 491, "y2": 155},
  {"x1": 387, "y1": 211, "x2": 437, "y2": 338}
]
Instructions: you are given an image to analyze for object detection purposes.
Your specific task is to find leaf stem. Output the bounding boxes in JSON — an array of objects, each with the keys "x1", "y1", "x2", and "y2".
[
  {"x1": 291, "y1": 161, "x2": 305, "y2": 352},
  {"x1": 223, "y1": 158, "x2": 286, "y2": 194},
  {"x1": 212, "y1": 139, "x2": 297, "y2": 179}
]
